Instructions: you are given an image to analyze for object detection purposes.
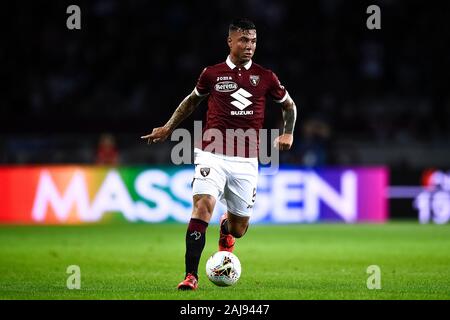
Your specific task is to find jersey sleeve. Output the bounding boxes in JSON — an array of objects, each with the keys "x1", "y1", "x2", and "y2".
[
  {"x1": 194, "y1": 67, "x2": 211, "y2": 97},
  {"x1": 267, "y1": 71, "x2": 288, "y2": 103}
]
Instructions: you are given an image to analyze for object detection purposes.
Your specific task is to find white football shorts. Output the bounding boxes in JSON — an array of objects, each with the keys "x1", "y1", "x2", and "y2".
[{"x1": 192, "y1": 148, "x2": 258, "y2": 217}]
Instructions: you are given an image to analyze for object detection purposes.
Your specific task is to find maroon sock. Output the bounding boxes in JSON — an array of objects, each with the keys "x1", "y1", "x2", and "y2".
[{"x1": 185, "y1": 218, "x2": 208, "y2": 279}]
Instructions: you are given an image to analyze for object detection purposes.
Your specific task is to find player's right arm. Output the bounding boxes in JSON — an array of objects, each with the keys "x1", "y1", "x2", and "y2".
[{"x1": 141, "y1": 90, "x2": 206, "y2": 144}]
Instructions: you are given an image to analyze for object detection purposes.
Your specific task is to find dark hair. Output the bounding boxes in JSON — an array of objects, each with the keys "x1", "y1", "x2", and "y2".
[{"x1": 229, "y1": 18, "x2": 256, "y2": 33}]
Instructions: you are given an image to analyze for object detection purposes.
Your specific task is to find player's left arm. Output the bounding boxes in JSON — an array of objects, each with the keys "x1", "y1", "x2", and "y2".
[{"x1": 274, "y1": 94, "x2": 297, "y2": 151}]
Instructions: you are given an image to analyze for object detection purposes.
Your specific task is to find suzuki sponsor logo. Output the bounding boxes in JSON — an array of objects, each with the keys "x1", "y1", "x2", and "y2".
[
  {"x1": 230, "y1": 110, "x2": 253, "y2": 115},
  {"x1": 230, "y1": 88, "x2": 253, "y2": 111}
]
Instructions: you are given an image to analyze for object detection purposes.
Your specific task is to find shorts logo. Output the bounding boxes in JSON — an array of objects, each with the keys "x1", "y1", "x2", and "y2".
[
  {"x1": 252, "y1": 187, "x2": 256, "y2": 203},
  {"x1": 215, "y1": 81, "x2": 238, "y2": 92},
  {"x1": 249, "y1": 75, "x2": 260, "y2": 86},
  {"x1": 200, "y1": 167, "x2": 210, "y2": 177}
]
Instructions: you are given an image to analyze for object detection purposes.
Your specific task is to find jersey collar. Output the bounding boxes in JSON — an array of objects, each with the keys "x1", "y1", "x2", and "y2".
[{"x1": 226, "y1": 56, "x2": 252, "y2": 70}]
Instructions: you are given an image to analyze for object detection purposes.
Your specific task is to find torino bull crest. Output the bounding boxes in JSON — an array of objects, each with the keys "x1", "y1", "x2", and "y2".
[{"x1": 249, "y1": 75, "x2": 260, "y2": 86}]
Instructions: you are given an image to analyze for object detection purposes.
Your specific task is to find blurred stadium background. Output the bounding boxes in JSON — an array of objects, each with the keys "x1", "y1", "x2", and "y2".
[
  {"x1": 2, "y1": 0, "x2": 450, "y2": 221},
  {"x1": 1, "y1": 0, "x2": 450, "y2": 300}
]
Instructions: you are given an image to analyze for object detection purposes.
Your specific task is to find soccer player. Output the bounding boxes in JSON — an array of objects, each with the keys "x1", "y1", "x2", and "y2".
[{"x1": 141, "y1": 18, "x2": 297, "y2": 290}]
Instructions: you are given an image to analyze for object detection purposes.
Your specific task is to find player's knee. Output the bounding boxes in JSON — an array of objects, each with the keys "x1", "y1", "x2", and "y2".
[
  {"x1": 193, "y1": 195, "x2": 215, "y2": 219},
  {"x1": 194, "y1": 203, "x2": 212, "y2": 218}
]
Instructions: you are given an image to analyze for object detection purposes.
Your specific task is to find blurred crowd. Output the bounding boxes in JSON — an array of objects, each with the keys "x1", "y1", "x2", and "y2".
[{"x1": 2, "y1": 0, "x2": 449, "y2": 168}]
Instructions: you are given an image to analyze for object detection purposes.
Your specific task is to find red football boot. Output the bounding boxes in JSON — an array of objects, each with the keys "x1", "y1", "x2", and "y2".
[
  {"x1": 219, "y1": 213, "x2": 235, "y2": 252},
  {"x1": 177, "y1": 273, "x2": 198, "y2": 290}
]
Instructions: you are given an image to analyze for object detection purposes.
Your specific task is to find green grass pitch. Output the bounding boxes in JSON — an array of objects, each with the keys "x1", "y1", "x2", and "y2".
[{"x1": 0, "y1": 222, "x2": 449, "y2": 299}]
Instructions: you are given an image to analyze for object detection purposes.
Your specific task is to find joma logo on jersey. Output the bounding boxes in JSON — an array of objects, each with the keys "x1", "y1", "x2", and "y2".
[
  {"x1": 215, "y1": 81, "x2": 238, "y2": 92},
  {"x1": 230, "y1": 88, "x2": 253, "y2": 114},
  {"x1": 217, "y1": 76, "x2": 233, "y2": 81}
]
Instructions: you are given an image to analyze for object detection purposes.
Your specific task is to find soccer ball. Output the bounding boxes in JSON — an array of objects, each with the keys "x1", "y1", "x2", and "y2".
[{"x1": 206, "y1": 251, "x2": 241, "y2": 286}]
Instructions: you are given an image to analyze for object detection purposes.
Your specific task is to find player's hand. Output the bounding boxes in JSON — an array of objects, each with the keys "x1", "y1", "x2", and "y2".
[
  {"x1": 141, "y1": 126, "x2": 171, "y2": 144},
  {"x1": 274, "y1": 133, "x2": 293, "y2": 151}
]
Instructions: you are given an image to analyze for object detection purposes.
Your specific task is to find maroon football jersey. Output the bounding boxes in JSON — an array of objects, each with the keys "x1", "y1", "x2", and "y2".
[{"x1": 194, "y1": 56, "x2": 288, "y2": 158}]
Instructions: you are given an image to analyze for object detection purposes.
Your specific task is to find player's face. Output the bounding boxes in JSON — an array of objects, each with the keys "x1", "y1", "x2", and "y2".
[{"x1": 228, "y1": 29, "x2": 257, "y2": 63}]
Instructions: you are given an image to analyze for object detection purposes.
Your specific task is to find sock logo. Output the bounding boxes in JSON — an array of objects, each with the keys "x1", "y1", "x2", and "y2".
[{"x1": 190, "y1": 231, "x2": 201, "y2": 240}]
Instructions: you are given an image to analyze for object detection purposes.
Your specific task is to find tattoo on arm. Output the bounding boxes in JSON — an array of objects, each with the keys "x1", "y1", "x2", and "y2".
[
  {"x1": 165, "y1": 91, "x2": 206, "y2": 131},
  {"x1": 281, "y1": 96, "x2": 297, "y2": 134}
]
